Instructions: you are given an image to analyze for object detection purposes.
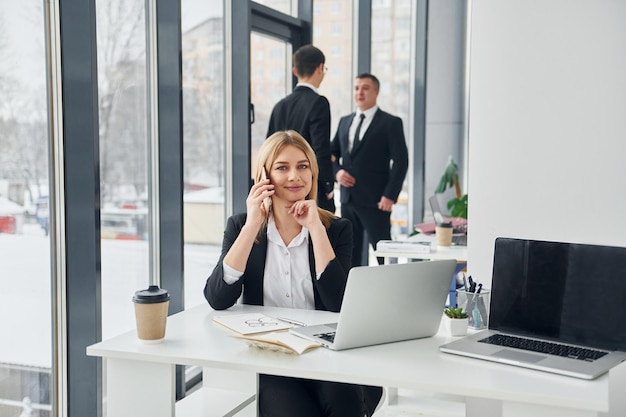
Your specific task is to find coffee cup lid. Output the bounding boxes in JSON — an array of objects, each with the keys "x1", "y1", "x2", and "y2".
[
  {"x1": 436, "y1": 221, "x2": 453, "y2": 228},
  {"x1": 133, "y1": 285, "x2": 170, "y2": 304}
]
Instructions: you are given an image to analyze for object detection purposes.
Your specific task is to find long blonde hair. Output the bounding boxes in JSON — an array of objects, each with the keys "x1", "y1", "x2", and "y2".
[{"x1": 255, "y1": 130, "x2": 336, "y2": 230}]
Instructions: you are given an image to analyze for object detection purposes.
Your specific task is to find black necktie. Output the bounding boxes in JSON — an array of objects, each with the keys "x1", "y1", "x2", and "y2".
[{"x1": 352, "y1": 113, "x2": 365, "y2": 152}]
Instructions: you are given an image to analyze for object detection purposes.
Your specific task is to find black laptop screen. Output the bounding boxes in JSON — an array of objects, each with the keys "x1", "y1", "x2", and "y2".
[{"x1": 489, "y1": 238, "x2": 626, "y2": 351}]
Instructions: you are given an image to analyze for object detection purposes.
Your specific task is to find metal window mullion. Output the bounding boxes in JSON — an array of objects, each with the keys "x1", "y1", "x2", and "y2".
[
  {"x1": 146, "y1": 0, "x2": 161, "y2": 287},
  {"x1": 226, "y1": 0, "x2": 251, "y2": 216},
  {"x1": 52, "y1": 0, "x2": 102, "y2": 415},
  {"x1": 354, "y1": 0, "x2": 372, "y2": 263},
  {"x1": 354, "y1": 0, "x2": 371, "y2": 76},
  {"x1": 44, "y1": 0, "x2": 68, "y2": 415},
  {"x1": 409, "y1": 0, "x2": 429, "y2": 228},
  {"x1": 153, "y1": 0, "x2": 185, "y2": 399}
]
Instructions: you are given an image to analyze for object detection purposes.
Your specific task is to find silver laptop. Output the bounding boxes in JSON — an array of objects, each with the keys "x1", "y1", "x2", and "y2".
[
  {"x1": 440, "y1": 237, "x2": 626, "y2": 380},
  {"x1": 290, "y1": 260, "x2": 457, "y2": 350},
  {"x1": 428, "y1": 195, "x2": 467, "y2": 246}
]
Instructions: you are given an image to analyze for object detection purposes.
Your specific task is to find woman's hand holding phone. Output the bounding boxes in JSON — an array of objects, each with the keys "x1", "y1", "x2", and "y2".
[{"x1": 245, "y1": 168, "x2": 273, "y2": 226}]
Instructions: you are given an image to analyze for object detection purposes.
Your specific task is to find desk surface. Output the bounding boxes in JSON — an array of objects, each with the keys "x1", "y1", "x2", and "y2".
[
  {"x1": 374, "y1": 245, "x2": 468, "y2": 262},
  {"x1": 88, "y1": 303, "x2": 619, "y2": 414},
  {"x1": 375, "y1": 233, "x2": 468, "y2": 262}
]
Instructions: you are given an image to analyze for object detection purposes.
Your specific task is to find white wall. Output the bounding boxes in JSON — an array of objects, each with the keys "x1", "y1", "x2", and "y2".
[{"x1": 467, "y1": 0, "x2": 626, "y2": 286}]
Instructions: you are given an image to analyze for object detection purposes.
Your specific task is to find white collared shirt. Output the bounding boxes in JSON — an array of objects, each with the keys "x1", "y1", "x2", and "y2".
[
  {"x1": 222, "y1": 216, "x2": 315, "y2": 309},
  {"x1": 295, "y1": 82, "x2": 318, "y2": 94},
  {"x1": 349, "y1": 105, "x2": 378, "y2": 152}
]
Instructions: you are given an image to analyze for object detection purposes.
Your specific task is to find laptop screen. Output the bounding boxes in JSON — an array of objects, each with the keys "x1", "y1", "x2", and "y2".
[
  {"x1": 489, "y1": 238, "x2": 626, "y2": 351},
  {"x1": 429, "y1": 195, "x2": 446, "y2": 221}
]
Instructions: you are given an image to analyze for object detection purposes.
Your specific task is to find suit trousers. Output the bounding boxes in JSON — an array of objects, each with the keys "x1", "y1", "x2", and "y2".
[
  {"x1": 258, "y1": 374, "x2": 382, "y2": 417},
  {"x1": 340, "y1": 202, "x2": 391, "y2": 267}
]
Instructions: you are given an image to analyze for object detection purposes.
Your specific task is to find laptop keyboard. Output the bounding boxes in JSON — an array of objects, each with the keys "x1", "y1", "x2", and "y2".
[
  {"x1": 479, "y1": 334, "x2": 608, "y2": 361},
  {"x1": 452, "y1": 224, "x2": 467, "y2": 235},
  {"x1": 315, "y1": 332, "x2": 336, "y2": 343},
  {"x1": 452, "y1": 235, "x2": 467, "y2": 246}
]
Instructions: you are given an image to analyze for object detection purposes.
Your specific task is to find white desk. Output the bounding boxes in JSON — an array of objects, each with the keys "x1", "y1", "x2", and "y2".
[
  {"x1": 375, "y1": 234, "x2": 467, "y2": 263},
  {"x1": 87, "y1": 304, "x2": 626, "y2": 417},
  {"x1": 375, "y1": 244, "x2": 468, "y2": 263}
]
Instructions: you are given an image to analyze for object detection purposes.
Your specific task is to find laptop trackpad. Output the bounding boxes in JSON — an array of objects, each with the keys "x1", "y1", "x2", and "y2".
[{"x1": 493, "y1": 349, "x2": 546, "y2": 363}]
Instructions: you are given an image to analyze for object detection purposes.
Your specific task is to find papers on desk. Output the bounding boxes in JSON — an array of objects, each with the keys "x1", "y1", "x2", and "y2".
[
  {"x1": 214, "y1": 313, "x2": 321, "y2": 354},
  {"x1": 213, "y1": 313, "x2": 292, "y2": 335},
  {"x1": 235, "y1": 332, "x2": 321, "y2": 355},
  {"x1": 377, "y1": 239, "x2": 432, "y2": 254},
  {"x1": 213, "y1": 313, "x2": 322, "y2": 354}
]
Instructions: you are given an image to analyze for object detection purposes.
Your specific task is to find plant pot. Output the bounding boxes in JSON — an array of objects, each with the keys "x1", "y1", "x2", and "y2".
[{"x1": 446, "y1": 317, "x2": 469, "y2": 336}]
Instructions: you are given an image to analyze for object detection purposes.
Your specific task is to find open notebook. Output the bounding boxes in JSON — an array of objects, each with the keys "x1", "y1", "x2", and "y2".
[
  {"x1": 440, "y1": 237, "x2": 626, "y2": 380},
  {"x1": 291, "y1": 260, "x2": 456, "y2": 350}
]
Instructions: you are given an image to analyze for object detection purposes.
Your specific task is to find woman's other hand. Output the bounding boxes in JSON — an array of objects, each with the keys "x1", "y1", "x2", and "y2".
[{"x1": 287, "y1": 199, "x2": 320, "y2": 229}]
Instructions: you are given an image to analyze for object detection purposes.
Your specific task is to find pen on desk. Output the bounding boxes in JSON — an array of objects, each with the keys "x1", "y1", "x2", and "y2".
[{"x1": 276, "y1": 317, "x2": 306, "y2": 327}]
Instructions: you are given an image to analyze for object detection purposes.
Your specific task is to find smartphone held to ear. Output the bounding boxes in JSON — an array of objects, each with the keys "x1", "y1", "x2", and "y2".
[{"x1": 261, "y1": 168, "x2": 272, "y2": 212}]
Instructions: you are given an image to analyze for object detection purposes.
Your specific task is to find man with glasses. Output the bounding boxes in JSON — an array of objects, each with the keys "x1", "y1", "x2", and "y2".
[{"x1": 267, "y1": 44, "x2": 335, "y2": 212}]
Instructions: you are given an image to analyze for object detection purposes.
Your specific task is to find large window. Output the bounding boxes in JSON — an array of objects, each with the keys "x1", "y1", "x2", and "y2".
[
  {"x1": 0, "y1": 2, "x2": 52, "y2": 415},
  {"x1": 372, "y1": 0, "x2": 413, "y2": 237},
  {"x1": 181, "y1": 0, "x2": 226, "y2": 309},
  {"x1": 95, "y1": 0, "x2": 151, "y2": 340},
  {"x1": 250, "y1": 33, "x2": 291, "y2": 173},
  {"x1": 313, "y1": 0, "x2": 354, "y2": 135},
  {"x1": 372, "y1": 0, "x2": 412, "y2": 123},
  {"x1": 92, "y1": 0, "x2": 220, "y2": 334}
]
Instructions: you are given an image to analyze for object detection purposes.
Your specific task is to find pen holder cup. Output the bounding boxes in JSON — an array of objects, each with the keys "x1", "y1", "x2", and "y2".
[{"x1": 456, "y1": 289, "x2": 490, "y2": 330}]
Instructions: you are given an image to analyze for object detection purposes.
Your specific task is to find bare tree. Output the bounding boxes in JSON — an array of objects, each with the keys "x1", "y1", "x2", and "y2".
[
  {"x1": 0, "y1": 3, "x2": 48, "y2": 205},
  {"x1": 96, "y1": 0, "x2": 147, "y2": 204}
]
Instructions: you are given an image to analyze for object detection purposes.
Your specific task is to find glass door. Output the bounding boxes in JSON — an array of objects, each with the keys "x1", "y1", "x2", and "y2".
[
  {"x1": 250, "y1": 33, "x2": 291, "y2": 173},
  {"x1": 248, "y1": 1, "x2": 307, "y2": 180}
]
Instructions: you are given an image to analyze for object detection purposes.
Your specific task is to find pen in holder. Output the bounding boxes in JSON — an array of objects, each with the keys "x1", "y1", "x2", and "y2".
[{"x1": 456, "y1": 289, "x2": 490, "y2": 329}]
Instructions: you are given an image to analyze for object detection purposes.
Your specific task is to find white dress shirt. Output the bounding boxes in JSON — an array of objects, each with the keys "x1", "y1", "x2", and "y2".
[
  {"x1": 295, "y1": 82, "x2": 318, "y2": 94},
  {"x1": 222, "y1": 216, "x2": 315, "y2": 309},
  {"x1": 349, "y1": 105, "x2": 378, "y2": 152}
]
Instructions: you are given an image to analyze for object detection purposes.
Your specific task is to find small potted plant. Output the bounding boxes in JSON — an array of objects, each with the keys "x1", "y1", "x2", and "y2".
[{"x1": 443, "y1": 306, "x2": 469, "y2": 336}]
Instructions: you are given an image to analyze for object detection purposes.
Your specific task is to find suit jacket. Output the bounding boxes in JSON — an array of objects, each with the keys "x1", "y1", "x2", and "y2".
[
  {"x1": 267, "y1": 86, "x2": 334, "y2": 198},
  {"x1": 331, "y1": 108, "x2": 409, "y2": 207},
  {"x1": 204, "y1": 213, "x2": 353, "y2": 313}
]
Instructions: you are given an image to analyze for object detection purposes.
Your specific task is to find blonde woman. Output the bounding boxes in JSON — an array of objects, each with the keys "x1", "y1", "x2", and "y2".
[{"x1": 205, "y1": 130, "x2": 381, "y2": 417}]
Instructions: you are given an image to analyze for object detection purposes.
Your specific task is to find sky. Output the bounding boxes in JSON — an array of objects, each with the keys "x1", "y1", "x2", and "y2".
[
  {"x1": 181, "y1": 0, "x2": 221, "y2": 32},
  {"x1": 0, "y1": 0, "x2": 219, "y2": 88},
  {"x1": 0, "y1": 1, "x2": 46, "y2": 86}
]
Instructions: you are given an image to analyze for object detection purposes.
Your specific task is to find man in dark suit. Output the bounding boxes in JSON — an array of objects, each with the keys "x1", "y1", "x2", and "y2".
[
  {"x1": 267, "y1": 45, "x2": 335, "y2": 212},
  {"x1": 331, "y1": 73, "x2": 409, "y2": 266}
]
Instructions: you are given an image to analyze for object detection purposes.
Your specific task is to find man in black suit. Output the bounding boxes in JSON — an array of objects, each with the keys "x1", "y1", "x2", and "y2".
[
  {"x1": 267, "y1": 45, "x2": 335, "y2": 212},
  {"x1": 331, "y1": 73, "x2": 409, "y2": 266}
]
